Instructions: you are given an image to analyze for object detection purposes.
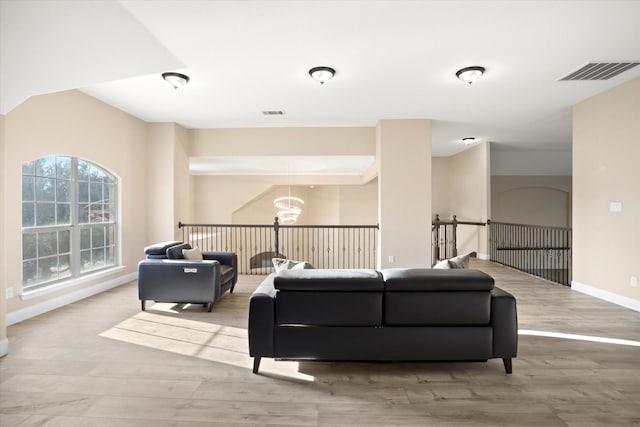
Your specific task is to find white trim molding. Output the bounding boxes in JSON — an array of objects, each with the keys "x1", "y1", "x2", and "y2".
[
  {"x1": 0, "y1": 338, "x2": 8, "y2": 357},
  {"x1": 572, "y1": 281, "x2": 640, "y2": 313},
  {"x1": 7, "y1": 272, "x2": 137, "y2": 326},
  {"x1": 477, "y1": 252, "x2": 490, "y2": 261}
]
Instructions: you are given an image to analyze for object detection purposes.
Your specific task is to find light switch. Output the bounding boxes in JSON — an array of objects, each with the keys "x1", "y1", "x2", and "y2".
[{"x1": 609, "y1": 202, "x2": 623, "y2": 213}]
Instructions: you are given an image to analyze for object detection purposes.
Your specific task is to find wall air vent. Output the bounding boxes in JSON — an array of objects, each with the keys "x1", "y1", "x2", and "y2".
[
  {"x1": 559, "y1": 62, "x2": 640, "y2": 81},
  {"x1": 262, "y1": 110, "x2": 284, "y2": 115}
]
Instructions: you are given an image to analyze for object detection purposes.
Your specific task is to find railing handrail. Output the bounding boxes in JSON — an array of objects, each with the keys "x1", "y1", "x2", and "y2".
[
  {"x1": 179, "y1": 221, "x2": 379, "y2": 229},
  {"x1": 487, "y1": 220, "x2": 571, "y2": 231}
]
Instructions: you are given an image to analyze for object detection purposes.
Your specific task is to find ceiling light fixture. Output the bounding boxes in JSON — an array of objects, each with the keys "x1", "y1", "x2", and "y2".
[
  {"x1": 456, "y1": 66, "x2": 485, "y2": 85},
  {"x1": 274, "y1": 195, "x2": 304, "y2": 225},
  {"x1": 162, "y1": 72, "x2": 190, "y2": 89},
  {"x1": 309, "y1": 66, "x2": 336, "y2": 84},
  {"x1": 462, "y1": 137, "x2": 476, "y2": 145}
]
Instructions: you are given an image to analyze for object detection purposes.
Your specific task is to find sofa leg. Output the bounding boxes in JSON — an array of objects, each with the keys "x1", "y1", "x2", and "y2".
[
  {"x1": 141, "y1": 300, "x2": 146, "y2": 311},
  {"x1": 230, "y1": 285, "x2": 235, "y2": 294},
  {"x1": 253, "y1": 357, "x2": 261, "y2": 374},
  {"x1": 502, "y1": 357, "x2": 513, "y2": 374},
  {"x1": 207, "y1": 302, "x2": 214, "y2": 312}
]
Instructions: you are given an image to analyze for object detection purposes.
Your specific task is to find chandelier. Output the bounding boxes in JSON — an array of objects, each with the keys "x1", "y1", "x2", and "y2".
[{"x1": 274, "y1": 193, "x2": 304, "y2": 225}]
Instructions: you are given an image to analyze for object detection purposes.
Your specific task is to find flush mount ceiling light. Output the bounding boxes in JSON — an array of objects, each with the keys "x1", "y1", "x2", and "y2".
[
  {"x1": 309, "y1": 66, "x2": 336, "y2": 84},
  {"x1": 462, "y1": 137, "x2": 476, "y2": 145},
  {"x1": 456, "y1": 66, "x2": 485, "y2": 85},
  {"x1": 162, "y1": 72, "x2": 190, "y2": 89}
]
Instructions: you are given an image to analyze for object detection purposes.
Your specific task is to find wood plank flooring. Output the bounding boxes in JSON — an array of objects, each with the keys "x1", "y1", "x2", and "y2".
[{"x1": 1, "y1": 260, "x2": 640, "y2": 426}]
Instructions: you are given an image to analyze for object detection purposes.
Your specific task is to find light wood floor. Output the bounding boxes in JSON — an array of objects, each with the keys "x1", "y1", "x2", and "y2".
[{"x1": 1, "y1": 260, "x2": 640, "y2": 426}]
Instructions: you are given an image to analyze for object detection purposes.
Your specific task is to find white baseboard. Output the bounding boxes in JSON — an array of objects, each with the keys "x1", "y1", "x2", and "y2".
[
  {"x1": 0, "y1": 338, "x2": 8, "y2": 357},
  {"x1": 477, "y1": 252, "x2": 490, "y2": 260},
  {"x1": 6, "y1": 272, "x2": 137, "y2": 326},
  {"x1": 572, "y1": 280, "x2": 640, "y2": 313}
]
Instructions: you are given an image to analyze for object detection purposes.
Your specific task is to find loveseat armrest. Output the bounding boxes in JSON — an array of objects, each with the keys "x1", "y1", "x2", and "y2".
[
  {"x1": 490, "y1": 287, "x2": 518, "y2": 364},
  {"x1": 203, "y1": 251, "x2": 238, "y2": 285},
  {"x1": 249, "y1": 274, "x2": 277, "y2": 360}
]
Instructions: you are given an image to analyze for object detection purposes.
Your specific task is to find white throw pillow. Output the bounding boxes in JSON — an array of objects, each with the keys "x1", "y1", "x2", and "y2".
[
  {"x1": 272, "y1": 257, "x2": 313, "y2": 271},
  {"x1": 449, "y1": 253, "x2": 470, "y2": 268},
  {"x1": 182, "y1": 247, "x2": 203, "y2": 260},
  {"x1": 433, "y1": 259, "x2": 452, "y2": 269}
]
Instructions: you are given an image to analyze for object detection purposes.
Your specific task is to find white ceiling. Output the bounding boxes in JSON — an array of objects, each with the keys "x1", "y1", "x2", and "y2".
[{"x1": 2, "y1": 0, "x2": 640, "y2": 168}]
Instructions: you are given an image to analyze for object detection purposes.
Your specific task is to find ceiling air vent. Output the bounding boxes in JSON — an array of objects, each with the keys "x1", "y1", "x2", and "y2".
[
  {"x1": 262, "y1": 110, "x2": 284, "y2": 115},
  {"x1": 559, "y1": 62, "x2": 640, "y2": 81}
]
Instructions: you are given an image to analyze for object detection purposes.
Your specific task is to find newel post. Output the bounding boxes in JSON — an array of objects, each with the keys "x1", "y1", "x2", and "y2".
[
  {"x1": 452, "y1": 215, "x2": 458, "y2": 257},
  {"x1": 273, "y1": 217, "x2": 281, "y2": 257}
]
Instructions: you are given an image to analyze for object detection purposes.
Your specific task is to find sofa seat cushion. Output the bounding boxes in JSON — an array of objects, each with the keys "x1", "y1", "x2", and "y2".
[
  {"x1": 144, "y1": 241, "x2": 182, "y2": 258},
  {"x1": 276, "y1": 291, "x2": 383, "y2": 326},
  {"x1": 220, "y1": 264, "x2": 235, "y2": 284},
  {"x1": 274, "y1": 269, "x2": 383, "y2": 292},
  {"x1": 385, "y1": 291, "x2": 491, "y2": 326},
  {"x1": 381, "y1": 268, "x2": 494, "y2": 291}
]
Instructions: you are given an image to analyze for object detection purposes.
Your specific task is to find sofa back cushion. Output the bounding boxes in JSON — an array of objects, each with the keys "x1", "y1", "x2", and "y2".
[
  {"x1": 166, "y1": 243, "x2": 192, "y2": 259},
  {"x1": 381, "y1": 268, "x2": 493, "y2": 326},
  {"x1": 274, "y1": 269, "x2": 383, "y2": 326},
  {"x1": 144, "y1": 241, "x2": 182, "y2": 259},
  {"x1": 381, "y1": 268, "x2": 494, "y2": 291}
]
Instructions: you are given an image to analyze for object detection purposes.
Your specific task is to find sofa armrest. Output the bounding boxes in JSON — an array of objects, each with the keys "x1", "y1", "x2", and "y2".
[
  {"x1": 248, "y1": 274, "x2": 277, "y2": 357},
  {"x1": 490, "y1": 287, "x2": 518, "y2": 358},
  {"x1": 138, "y1": 259, "x2": 222, "y2": 302},
  {"x1": 203, "y1": 251, "x2": 238, "y2": 285}
]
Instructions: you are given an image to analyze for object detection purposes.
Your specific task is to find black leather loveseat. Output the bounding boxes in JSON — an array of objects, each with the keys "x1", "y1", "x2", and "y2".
[
  {"x1": 249, "y1": 268, "x2": 517, "y2": 374},
  {"x1": 138, "y1": 241, "x2": 237, "y2": 312}
]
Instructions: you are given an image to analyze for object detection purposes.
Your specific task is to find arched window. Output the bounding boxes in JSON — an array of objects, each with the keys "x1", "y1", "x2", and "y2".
[{"x1": 22, "y1": 156, "x2": 118, "y2": 291}]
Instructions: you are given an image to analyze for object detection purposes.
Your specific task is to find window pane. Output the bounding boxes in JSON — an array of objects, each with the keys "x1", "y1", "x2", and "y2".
[
  {"x1": 23, "y1": 234, "x2": 37, "y2": 259},
  {"x1": 23, "y1": 260, "x2": 38, "y2": 285},
  {"x1": 78, "y1": 160, "x2": 90, "y2": 181},
  {"x1": 56, "y1": 157, "x2": 72, "y2": 179},
  {"x1": 57, "y1": 254, "x2": 72, "y2": 279},
  {"x1": 35, "y1": 203, "x2": 56, "y2": 226},
  {"x1": 81, "y1": 228, "x2": 91, "y2": 250},
  {"x1": 22, "y1": 203, "x2": 35, "y2": 227},
  {"x1": 38, "y1": 256, "x2": 57, "y2": 283},
  {"x1": 78, "y1": 182, "x2": 89, "y2": 202},
  {"x1": 36, "y1": 157, "x2": 56, "y2": 177},
  {"x1": 38, "y1": 231, "x2": 57, "y2": 257},
  {"x1": 106, "y1": 246, "x2": 116, "y2": 266},
  {"x1": 78, "y1": 204, "x2": 89, "y2": 224},
  {"x1": 90, "y1": 182, "x2": 102, "y2": 203},
  {"x1": 92, "y1": 247, "x2": 105, "y2": 266},
  {"x1": 88, "y1": 202, "x2": 104, "y2": 223},
  {"x1": 59, "y1": 230, "x2": 71, "y2": 254},
  {"x1": 92, "y1": 226, "x2": 105, "y2": 247},
  {"x1": 56, "y1": 179, "x2": 70, "y2": 202},
  {"x1": 22, "y1": 161, "x2": 35, "y2": 175},
  {"x1": 80, "y1": 249, "x2": 92, "y2": 272},
  {"x1": 89, "y1": 164, "x2": 105, "y2": 182},
  {"x1": 56, "y1": 203, "x2": 71, "y2": 225},
  {"x1": 106, "y1": 225, "x2": 115, "y2": 246},
  {"x1": 22, "y1": 176, "x2": 34, "y2": 201},
  {"x1": 35, "y1": 177, "x2": 55, "y2": 201}
]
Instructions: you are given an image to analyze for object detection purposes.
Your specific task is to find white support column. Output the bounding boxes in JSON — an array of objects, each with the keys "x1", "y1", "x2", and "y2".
[{"x1": 377, "y1": 119, "x2": 432, "y2": 269}]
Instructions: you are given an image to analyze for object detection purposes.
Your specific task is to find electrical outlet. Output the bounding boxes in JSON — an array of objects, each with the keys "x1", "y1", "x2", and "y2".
[
  {"x1": 388, "y1": 255, "x2": 395, "y2": 263},
  {"x1": 631, "y1": 276, "x2": 638, "y2": 288},
  {"x1": 6, "y1": 287, "x2": 14, "y2": 299}
]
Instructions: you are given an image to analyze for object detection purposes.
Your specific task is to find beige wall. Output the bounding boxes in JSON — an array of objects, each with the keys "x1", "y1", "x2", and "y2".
[
  {"x1": 432, "y1": 156, "x2": 452, "y2": 219},
  {"x1": 191, "y1": 127, "x2": 375, "y2": 157},
  {"x1": 573, "y1": 77, "x2": 640, "y2": 306},
  {"x1": 378, "y1": 119, "x2": 432, "y2": 268},
  {"x1": 0, "y1": 114, "x2": 7, "y2": 355},
  {"x1": 431, "y1": 144, "x2": 490, "y2": 258},
  {"x1": 2, "y1": 90, "x2": 149, "y2": 316},
  {"x1": 492, "y1": 176, "x2": 572, "y2": 227},
  {"x1": 231, "y1": 180, "x2": 378, "y2": 226}
]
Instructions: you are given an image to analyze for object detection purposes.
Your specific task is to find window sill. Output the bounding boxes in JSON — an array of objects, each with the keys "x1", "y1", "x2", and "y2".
[{"x1": 20, "y1": 266, "x2": 126, "y2": 300}]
